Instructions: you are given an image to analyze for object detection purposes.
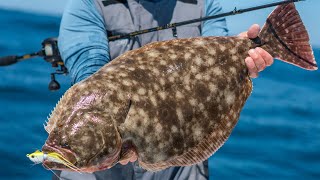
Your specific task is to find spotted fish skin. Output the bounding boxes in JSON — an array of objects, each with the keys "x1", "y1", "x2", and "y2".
[
  {"x1": 111, "y1": 36, "x2": 253, "y2": 166},
  {"x1": 42, "y1": 3, "x2": 316, "y2": 172}
]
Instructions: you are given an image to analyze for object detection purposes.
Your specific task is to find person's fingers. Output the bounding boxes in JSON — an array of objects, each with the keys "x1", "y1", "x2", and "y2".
[
  {"x1": 119, "y1": 151, "x2": 138, "y2": 165},
  {"x1": 247, "y1": 24, "x2": 260, "y2": 39},
  {"x1": 255, "y1": 47, "x2": 274, "y2": 66},
  {"x1": 238, "y1": 24, "x2": 261, "y2": 38},
  {"x1": 240, "y1": 24, "x2": 273, "y2": 79},
  {"x1": 248, "y1": 49, "x2": 266, "y2": 72},
  {"x1": 245, "y1": 56, "x2": 259, "y2": 78},
  {"x1": 129, "y1": 155, "x2": 137, "y2": 162},
  {"x1": 119, "y1": 159, "x2": 130, "y2": 165},
  {"x1": 238, "y1": 31, "x2": 248, "y2": 38}
]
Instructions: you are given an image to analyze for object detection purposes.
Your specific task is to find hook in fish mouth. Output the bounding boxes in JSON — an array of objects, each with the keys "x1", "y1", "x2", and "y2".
[{"x1": 42, "y1": 144, "x2": 79, "y2": 170}]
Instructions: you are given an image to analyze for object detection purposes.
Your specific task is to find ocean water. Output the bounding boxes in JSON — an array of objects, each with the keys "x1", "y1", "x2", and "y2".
[{"x1": 0, "y1": 9, "x2": 319, "y2": 180}]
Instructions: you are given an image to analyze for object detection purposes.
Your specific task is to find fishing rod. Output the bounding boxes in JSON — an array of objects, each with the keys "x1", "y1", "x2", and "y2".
[
  {"x1": 0, "y1": 0, "x2": 304, "y2": 91},
  {"x1": 108, "y1": 0, "x2": 303, "y2": 41}
]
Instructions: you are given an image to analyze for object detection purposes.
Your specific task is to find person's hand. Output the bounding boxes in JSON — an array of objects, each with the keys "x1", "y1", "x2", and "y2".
[
  {"x1": 118, "y1": 151, "x2": 138, "y2": 165},
  {"x1": 238, "y1": 24, "x2": 274, "y2": 78}
]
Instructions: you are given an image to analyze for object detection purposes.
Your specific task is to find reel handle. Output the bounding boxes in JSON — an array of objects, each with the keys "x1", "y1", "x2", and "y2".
[
  {"x1": 49, "y1": 73, "x2": 61, "y2": 91},
  {"x1": 0, "y1": 56, "x2": 18, "y2": 66}
]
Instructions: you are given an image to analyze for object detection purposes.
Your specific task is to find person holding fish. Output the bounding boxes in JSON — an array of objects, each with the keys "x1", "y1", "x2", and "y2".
[{"x1": 48, "y1": 0, "x2": 274, "y2": 179}]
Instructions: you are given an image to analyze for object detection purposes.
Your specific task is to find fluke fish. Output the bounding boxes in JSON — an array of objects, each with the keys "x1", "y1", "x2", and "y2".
[{"x1": 29, "y1": 3, "x2": 316, "y2": 173}]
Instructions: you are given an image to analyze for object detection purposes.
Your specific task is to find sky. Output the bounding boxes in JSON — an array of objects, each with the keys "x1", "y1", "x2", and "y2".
[{"x1": 0, "y1": 0, "x2": 318, "y2": 46}]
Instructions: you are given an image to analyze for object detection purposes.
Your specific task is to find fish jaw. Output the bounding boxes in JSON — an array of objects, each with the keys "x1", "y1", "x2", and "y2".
[
  {"x1": 41, "y1": 141, "x2": 123, "y2": 172},
  {"x1": 41, "y1": 147, "x2": 122, "y2": 173},
  {"x1": 42, "y1": 144, "x2": 78, "y2": 171}
]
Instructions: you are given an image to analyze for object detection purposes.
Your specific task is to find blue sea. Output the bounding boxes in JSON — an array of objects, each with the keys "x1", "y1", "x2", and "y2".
[{"x1": 0, "y1": 9, "x2": 319, "y2": 180}]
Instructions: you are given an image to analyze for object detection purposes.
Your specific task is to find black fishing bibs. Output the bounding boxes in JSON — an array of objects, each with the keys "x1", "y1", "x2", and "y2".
[{"x1": 95, "y1": 0, "x2": 204, "y2": 59}]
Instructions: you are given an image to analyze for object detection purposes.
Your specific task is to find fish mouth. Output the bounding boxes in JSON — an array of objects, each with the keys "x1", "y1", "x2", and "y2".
[{"x1": 42, "y1": 144, "x2": 78, "y2": 171}]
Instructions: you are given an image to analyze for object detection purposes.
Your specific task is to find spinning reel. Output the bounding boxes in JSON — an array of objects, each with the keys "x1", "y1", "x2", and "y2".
[{"x1": 0, "y1": 38, "x2": 68, "y2": 91}]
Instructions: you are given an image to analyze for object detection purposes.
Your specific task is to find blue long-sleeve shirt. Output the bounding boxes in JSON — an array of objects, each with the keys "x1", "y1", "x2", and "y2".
[{"x1": 58, "y1": 0, "x2": 228, "y2": 84}]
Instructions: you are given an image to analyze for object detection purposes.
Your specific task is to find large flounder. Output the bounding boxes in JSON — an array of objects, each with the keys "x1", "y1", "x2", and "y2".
[{"x1": 41, "y1": 3, "x2": 316, "y2": 172}]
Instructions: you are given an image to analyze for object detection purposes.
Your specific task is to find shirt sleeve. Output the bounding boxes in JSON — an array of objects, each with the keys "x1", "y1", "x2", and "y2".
[
  {"x1": 58, "y1": 0, "x2": 110, "y2": 84},
  {"x1": 202, "y1": 0, "x2": 229, "y2": 37}
]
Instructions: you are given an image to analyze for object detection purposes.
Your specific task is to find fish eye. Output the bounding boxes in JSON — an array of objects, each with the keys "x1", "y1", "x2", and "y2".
[
  {"x1": 31, "y1": 155, "x2": 35, "y2": 158},
  {"x1": 61, "y1": 143, "x2": 70, "y2": 149}
]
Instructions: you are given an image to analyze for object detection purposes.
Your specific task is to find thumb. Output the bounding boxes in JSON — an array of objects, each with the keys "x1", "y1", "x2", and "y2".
[{"x1": 247, "y1": 24, "x2": 260, "y2": 39}]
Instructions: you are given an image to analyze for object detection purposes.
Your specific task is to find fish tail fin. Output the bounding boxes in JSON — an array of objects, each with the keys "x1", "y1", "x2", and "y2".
[{"x1": 258, "y1": 3, "x2": 317, "y2": 70}]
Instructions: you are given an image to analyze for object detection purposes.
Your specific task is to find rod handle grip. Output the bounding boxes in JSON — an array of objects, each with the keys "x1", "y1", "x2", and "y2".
[{"x1": 0, "y1": 56, "x2": 18, "y2": 66}]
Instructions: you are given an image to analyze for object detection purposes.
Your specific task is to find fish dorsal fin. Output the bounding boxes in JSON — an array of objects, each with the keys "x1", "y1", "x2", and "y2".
[{"x1": 44, "y1": 90, "x2": 67, "y2": 133}]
